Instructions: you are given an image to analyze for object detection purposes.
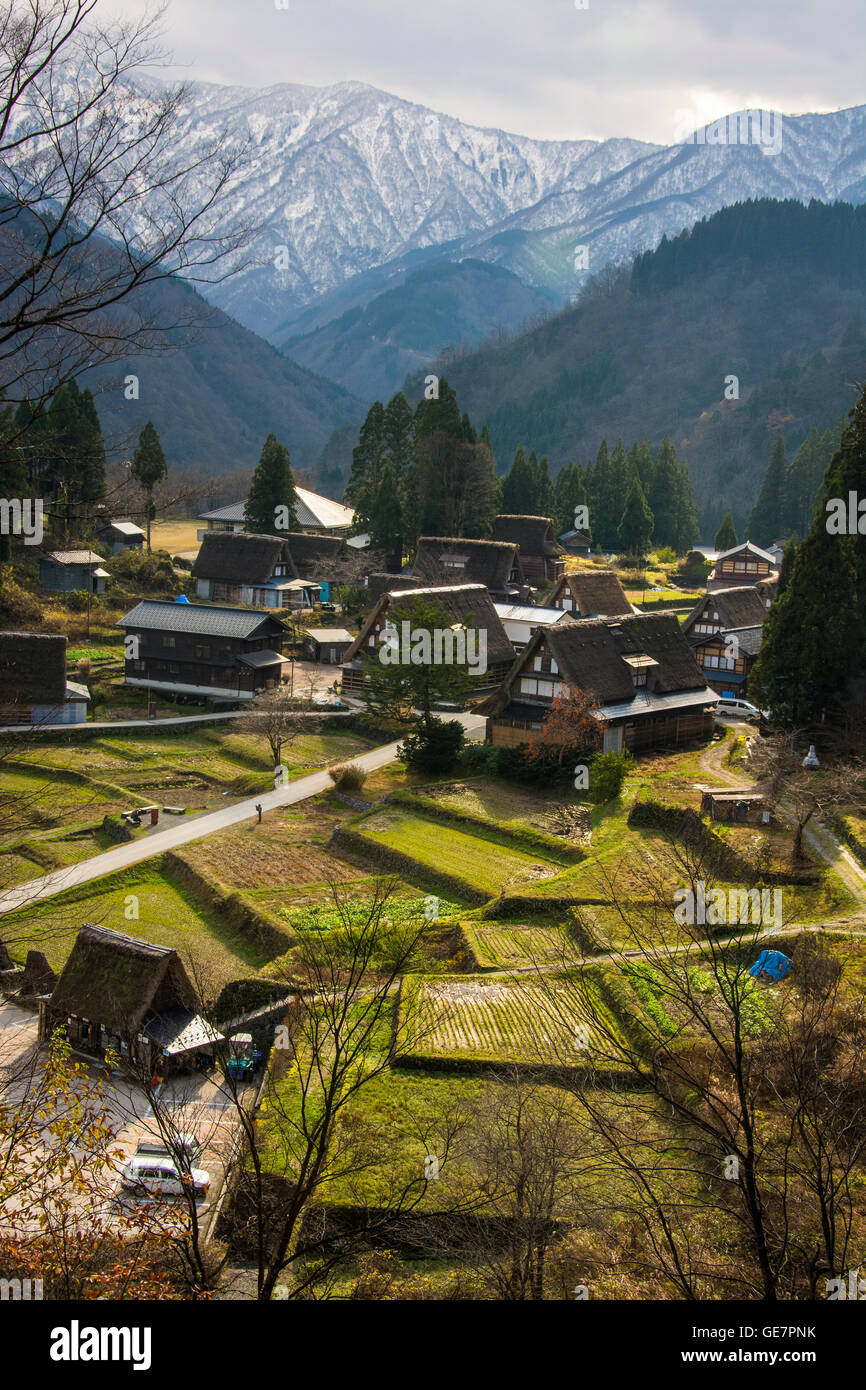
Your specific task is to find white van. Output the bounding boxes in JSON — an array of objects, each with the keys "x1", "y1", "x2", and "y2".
[
  {"x1": 714, "y1": 698, "x2": 763, "y2": 722},
  {"x1": 121, "y1": 1154, "x2": 209, "y2": 1199}
]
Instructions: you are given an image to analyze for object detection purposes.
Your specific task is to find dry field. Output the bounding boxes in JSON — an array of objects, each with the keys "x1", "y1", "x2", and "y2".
[{"x1": 400, "y1": 974, "x2": 584, "y2": 1063}]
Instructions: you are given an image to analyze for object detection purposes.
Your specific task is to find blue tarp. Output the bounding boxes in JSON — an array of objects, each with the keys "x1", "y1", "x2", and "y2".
[
  {"x1": 749, "y1": 949, "x2": 793, "y2": 981},
  {"x1": 174, "y1": 594, "x2": 190, "y2": 603}
]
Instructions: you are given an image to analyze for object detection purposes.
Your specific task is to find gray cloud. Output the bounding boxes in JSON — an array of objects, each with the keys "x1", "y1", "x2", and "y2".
[{"x1": 115, "y1": 0, "x2": 864, "y2": 141}]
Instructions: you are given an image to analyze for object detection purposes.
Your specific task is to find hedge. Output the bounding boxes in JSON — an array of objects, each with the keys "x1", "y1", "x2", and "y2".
[
  {"x1": 162, "y1": 852, "x2": 295, "y2": 959},
  {"x1": 385, "y1": 789, "x2": 585, "y2": 864},
  {"x1": 329, "y1": 825, "x2": 484, "y2": 905}
]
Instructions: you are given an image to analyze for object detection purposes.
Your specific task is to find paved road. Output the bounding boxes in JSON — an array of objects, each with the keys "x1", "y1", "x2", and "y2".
[
  {"x1": 0, "y1": 708, "x2": 352, "y2": 736},
  {"x1": 0, "y1": 713, "x2": 487, "y2": 917}
]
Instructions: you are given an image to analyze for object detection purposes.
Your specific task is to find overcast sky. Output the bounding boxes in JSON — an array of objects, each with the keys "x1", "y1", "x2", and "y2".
[{"x1": 116, "y1": 0, "x2": 863, "y2": 143}]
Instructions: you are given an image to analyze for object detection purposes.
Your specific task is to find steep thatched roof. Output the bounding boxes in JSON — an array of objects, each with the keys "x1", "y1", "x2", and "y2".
[
  {"x1": 345, "y1": 583, "x2": 515, "y2": 667},
  {"x1": 192, "y1": 532, "x2": 294, "y2": 584},
  {"x1": 0, "y1": 631, "x2": 67, "y2": 705},
  {"x1": 491, "y1": 515, "x2": 560, "y2": 556},
  {"x1": 284, "y1": 532, "x2": 348, "y2": 571},
  {"x1": 489, "y1": 612, "x2": 706, "y2": 714},
  {"x1": 366, "y1": 572, "x2": 421, "y2": 604},
  {"x1": 683, "y1": 586, "x2": 768, "y2": 636},
  {"x1": 413, "y1": 537, "x2": 518, "y2": 591},
  {"x1": 49, "y1": 924, "x2": 198, "y2": 1036},
  {"x1": 546, "y1": 569, "x2": 632, "y2": 617}
]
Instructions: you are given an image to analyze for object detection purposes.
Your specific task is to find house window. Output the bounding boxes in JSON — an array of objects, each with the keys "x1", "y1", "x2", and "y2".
[
  {"x1": 563, "y1": 597, "x2": 573, "y2": 611},
  {"x1": 274, "y1": 565, "x2": 288, "y2": 577},
  {"x1": 734, "y1": 560, "x2": 746, "y2": 571},
  {"x1": 632, "y1": 669, "x2": 647, "y2": 687},
  {"x1": 162, "y1": 635, "x2": 176, "y2": 648},
  {"x1": 533, "y1": 657, "x2": 542, "y2": 672},
  {"x1": 550, "y1": 659, "x2": 559, "y2": 675},
  {"x1": 537, "y1": 680, "x2": 554, "y2": 698},
  {"x1": 194, "y1": 644, "x2": 211, "y2": 659},
  {"x1": 520, "y1": 677, "x2": 538, "y2": 695}
]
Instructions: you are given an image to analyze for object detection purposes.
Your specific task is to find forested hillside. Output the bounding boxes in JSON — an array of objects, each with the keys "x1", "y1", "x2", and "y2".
[{"x1": 365, "y1": 200, "x2": 866, "y2": 538}]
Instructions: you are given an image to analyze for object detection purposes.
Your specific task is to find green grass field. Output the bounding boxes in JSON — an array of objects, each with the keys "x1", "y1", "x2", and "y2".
[
  {"x1": 2, "y1": 861, "x2": 270, "y2": 983},
  {"x1": 463, "y1": 921, "x2": 571, "y2": 969},
  {"x1": 353, "y1": 805, "x2": 566, "y2": 897}
]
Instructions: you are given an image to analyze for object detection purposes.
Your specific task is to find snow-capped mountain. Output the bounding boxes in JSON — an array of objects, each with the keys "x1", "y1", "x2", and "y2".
[{"x1": 126, "y1": 77, "x2": 865, "y2": 340}]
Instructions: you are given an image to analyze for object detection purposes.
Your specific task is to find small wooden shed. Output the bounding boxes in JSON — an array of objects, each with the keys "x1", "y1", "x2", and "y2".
[{"x1": 701, "y1": 788, "x2": 769, "y2": 824}]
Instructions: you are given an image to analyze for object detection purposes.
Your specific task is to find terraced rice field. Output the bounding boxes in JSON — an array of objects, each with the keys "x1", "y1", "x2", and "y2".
[
  {"x1": 401, "y1": 975, "x2": 586, "y2": 1063},
  {"x1": 355, "y1": 807, "x2": 564, "y2": 897},
  {"x1": 463, "y1": 923, "x2": 572, "y2": 969}
]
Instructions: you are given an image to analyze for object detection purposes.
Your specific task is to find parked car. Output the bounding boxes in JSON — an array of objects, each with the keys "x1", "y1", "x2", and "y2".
[
  {"x1": 714, "y1": 697, "x2": 764, "y2": 723},
  {"x1": 121, "y1": 1154, "x2": 209, "y2": 1199},
  {"x1": 135, "y1": 1134, "x2": 201, "y2": 1163}
]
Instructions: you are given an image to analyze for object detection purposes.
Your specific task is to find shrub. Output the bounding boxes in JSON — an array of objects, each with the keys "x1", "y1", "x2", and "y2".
[
  {"x1": 655, "y1": 546, "x2": 677, "y2": 564},
  {"x1": 587, "y1": 750, "x2": 633, "y2": 804},
  {"x1": 172, "y1": 554, "x2": 192, "y2": 570},
  {"x1": 398, "y1": 717, "x2": 465, "y2": 775},
  {"x1": 76, "y1": 657, "x2": 92, "y2": 680},
  {"x1": 677, "y1": 549, "x2": 712, "y2": 585},
  {"x1": 108, "y1": 547, "x2": 179, "y2": 594},
  {"x1": 65, "y1": 589, "x2": 89, "y2": 612},
  {"x1": 328, "y1": 761, "x2": 368, "y2": 792}
]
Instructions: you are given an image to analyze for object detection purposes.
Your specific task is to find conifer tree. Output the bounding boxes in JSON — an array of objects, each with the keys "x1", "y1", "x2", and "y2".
[
  {"x1": 714, "y1": 513, "x2": 738, "y2": 551},
  {"x1": 131, "y1": 421, "x2": 169, "y2": 551},
  {"x1": 617, "y1": 476, "x2": 654, "y2": 557},
  {"x1": 244, "y1": 434, "x2": 297, "y2": 538},
  {"x1": 345, "y1": 401, "x2": 385, "y2": 532},
  {"x1": 368, "y1": 460, "x2": 403, "y2": 558},
  {"x1": 553, "y1": 463, "x2": 587, "y2": 535},
  {"x1": 748, "y1": 431, "x2": 787, "y2": 545},
  {"x1": 750, "y1": 386, "x2": 866, "y2": 726},
  {"x1": 501, "y1": 445, "x2": 536, "y2": 514}
]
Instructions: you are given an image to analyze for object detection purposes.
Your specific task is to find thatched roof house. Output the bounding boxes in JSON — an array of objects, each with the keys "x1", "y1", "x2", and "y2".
[
  {"x1": 545, "y1": 569, "x2": 633, "y2": 618},
  {"x1": 191, "y1": 532, "x2": 319, "y2": 609},
  {"x1": 0, "y1": 631, "x2": 88, "y2": 728},
  {"x1": 412, "y1": 537, "x2": 522, "y2": 598},
  {"x1": 485, "y1": 611, "x2": 717, "y2": 754},
  {"x1": 682, "y1": 585, "x2": 769, "y2": 641},
  {"x1": 0, "y1": 631, "x2": 67, "y2": 706},
  {"x1": 341, "y1": 582, "x2": 515, "y2": 699},
  {"x1": 491, "y1": 515, "x2": 563, "y2": 583},
  {"x1": 41, "y1": 924, "x2": 222, "y2": 1070}
]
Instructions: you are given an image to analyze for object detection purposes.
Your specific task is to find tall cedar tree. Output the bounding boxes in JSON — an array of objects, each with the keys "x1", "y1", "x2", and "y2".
[
  {"x1": 368, "y1": 460, "x2": 403, "y2": 558},
  {"x1": 748, "y1": 431, "x2": 787, "y2": 545},
  {"x1": 413, "y1": 378, "x2": 497, "y2": 536},
  {"x1": 714, "y1": 512, "x2": 738, "y2": 551},
  {"x1": 500, "y1": 445, "x2": 536, "y2": 514},
  {"x1": 750, "y1": 383, "x2": 866, "y2": 726},
  {"x1": 553, "y1": 463, "x2": 588, "y2": 535},
  {"x1": 344, "y1": 401, "x2": 385, "y2": 533},
  {"x1": 382, "y1": 393, "x2": 415, "y2": 544},
  {"x1": 131, "y1": 421, "x2": 168, "y2": 552},
  {"x1": 245, "y1": 434, "x2": 298, "y2": 537},
  {"x1": 617, "y1": 476, "x2": 654, "y2": 556}
]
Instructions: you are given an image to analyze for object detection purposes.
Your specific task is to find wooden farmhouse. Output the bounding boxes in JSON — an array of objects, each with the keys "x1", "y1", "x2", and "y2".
[
  {"x1": 119, "y1": 599, "x2": 290, "y2": 703},
  {"x1": 96, "y1": 519, "x2": 145, "y2": 554},
  {"x1": 40, "y1": 924, "x2": 223, "y2": 1074},
  {"x1": 491, "y1": 515, "x2": 564, "y2": 584},
  {"x1": 192, "y1": 532, "x2": 321, "y2": 610},
  {"x1": 557, "y1": 528, "x2": 592, "y2": 558},
  {"x1": 707, "y1": 541, "x2": 779, "y2": 593},
  {"x1": 0, "y1": 631, "x2": 89, "y2": 727},
  {"x1": 682, "y1": 586, "x2": 768, "y2": 696},
  {"x1": 484, "y1": 612, "x2": 717, "y2": 753},
  {"x1": 544, "y1": 568, "x2": 633, "y2": 618},
  {"x1": 39, "y1": 549, "x2": 108, "y2": 595},
  {"x1": 340, "y1": 582, "x2": 515, "y2": 700},
  {"x1": 411, "y1": 537, "x2": 525, "y2": 601}
]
